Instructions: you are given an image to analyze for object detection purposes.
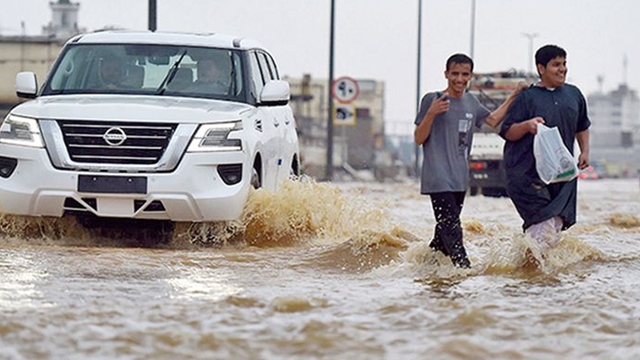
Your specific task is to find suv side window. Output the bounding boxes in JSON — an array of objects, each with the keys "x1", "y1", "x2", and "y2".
[
  {"x1": 256, "y1": 52, "x2": 275, "y2": 81},
  {"x1": 263, "y1": 52, "x2": 280, "y2": 80},
  {"x1": 248, "y1": 51, "x2": 265, "y2": 101},
  {"x1": 256, "y1": 53, "x2": 271, "y2": 84}
]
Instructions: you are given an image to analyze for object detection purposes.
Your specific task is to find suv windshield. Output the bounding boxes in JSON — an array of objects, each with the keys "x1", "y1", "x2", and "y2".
[{"x1": 43, "y1": 44, "x2": 244, "y2": 102}]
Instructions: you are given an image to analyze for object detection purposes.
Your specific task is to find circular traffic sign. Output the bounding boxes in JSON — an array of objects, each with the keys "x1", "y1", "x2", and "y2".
[{"x1": 332, "y1": 76, "x2": 359, "y2": 103}]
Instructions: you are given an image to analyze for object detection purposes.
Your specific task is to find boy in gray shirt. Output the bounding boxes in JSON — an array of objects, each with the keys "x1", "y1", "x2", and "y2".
[{"x1": 414, "y1": 53, "x2": 523, "y2": 267}]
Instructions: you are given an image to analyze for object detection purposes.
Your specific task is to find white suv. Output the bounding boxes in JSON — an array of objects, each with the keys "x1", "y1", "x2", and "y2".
[{"x1": 0, "y1": 31, "x2": 300, "y2": 224}]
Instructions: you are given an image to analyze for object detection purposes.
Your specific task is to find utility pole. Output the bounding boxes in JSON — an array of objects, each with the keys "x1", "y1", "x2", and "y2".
[
  {"x1": 414, "y1": 0, "x2": 423, "y2": 178},
  {"x1": 326, "y1": 0, "x2": 336, "y2": 181},
  {"x1": 522, "y1": 32, "x2": 538, "y2": 74},
  {"x1": 148, "y1": 0, "x2": 157, "y2": 32},
  {"x1": 469, "y1": 0, "x2": 476, "y2": 59},
  {"x1": 623, "y1": 54, "x2": 628, "y2": 85}
]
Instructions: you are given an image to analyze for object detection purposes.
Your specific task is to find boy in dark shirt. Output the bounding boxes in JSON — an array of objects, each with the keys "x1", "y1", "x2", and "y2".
[{"x1": 500, "y1": 45, "x2": 590, "y2": 253}]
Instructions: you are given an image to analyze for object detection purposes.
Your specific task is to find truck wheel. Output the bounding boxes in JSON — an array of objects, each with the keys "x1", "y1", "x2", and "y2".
[
  {"x1": 483, "y1": 187, "x2": 508, "y2": 198},
  {"x1": 469, "y1": 187, "x2": 478, "y2": 196}
]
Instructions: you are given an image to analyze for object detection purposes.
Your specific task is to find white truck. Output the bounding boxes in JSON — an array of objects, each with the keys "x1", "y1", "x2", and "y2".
[
  {"x1": 468, "y1": 130, "x2": 507, "y2": 197},
  {"x1": 468, "y1": 69, "x2": 536, "y2": 197}
]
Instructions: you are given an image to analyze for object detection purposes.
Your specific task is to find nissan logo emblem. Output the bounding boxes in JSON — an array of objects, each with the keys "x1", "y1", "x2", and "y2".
[{"x1": 103, "y1": 127, "x2": 127, "y2": 146}]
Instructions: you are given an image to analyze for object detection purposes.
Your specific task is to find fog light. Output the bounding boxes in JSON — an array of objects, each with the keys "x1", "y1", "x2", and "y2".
[
  {"x1": 0, "y1": 156, "x2": 17, "y2": 178},
  {"x1": 217, "y1": 164, "x2": 243, "y2": 185}
]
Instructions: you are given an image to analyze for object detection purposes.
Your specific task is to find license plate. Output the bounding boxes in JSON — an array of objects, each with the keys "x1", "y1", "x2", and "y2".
[{"x1": 78, "y1": 175, "x2": 147, "y2": 194}]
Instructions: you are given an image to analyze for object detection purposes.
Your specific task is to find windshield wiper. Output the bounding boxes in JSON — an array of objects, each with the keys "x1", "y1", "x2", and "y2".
[{"x1": 156, "y1": 50, "x2": 187, "y2": 95}]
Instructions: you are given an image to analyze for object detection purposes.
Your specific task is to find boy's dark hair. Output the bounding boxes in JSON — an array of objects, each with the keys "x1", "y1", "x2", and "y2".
[
  {"x1": 446, "y1": 53, "x2": 474, "y2": 72},
  {"x1": 535, "y1": 45, "x2": 566, "y2": 67}
]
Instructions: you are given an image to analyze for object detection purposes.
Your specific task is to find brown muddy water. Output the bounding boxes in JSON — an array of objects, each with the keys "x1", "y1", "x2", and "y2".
[{"x1": 1, "y1": 178, "x2": 640, "y2": 360}]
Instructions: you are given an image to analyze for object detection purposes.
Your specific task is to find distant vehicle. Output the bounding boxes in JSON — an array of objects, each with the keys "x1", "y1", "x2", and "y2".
[
  {"x1": 467, "y1": 69, "x2": 537, "y2": 197},
  {"x1": 579, "y1": 164, "x2": 605, "y2": 180},
  {"x1": 468, "y1": 132, "x2": 507, "y2": 197},
  {"x1": 0, "y1": 30, "x2": 300, "y2": 233}
]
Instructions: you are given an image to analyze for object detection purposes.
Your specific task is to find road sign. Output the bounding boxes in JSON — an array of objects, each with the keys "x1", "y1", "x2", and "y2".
[
  {"x1": 332, "y1": 76, "x2": 359, "y2": 103},
  {"x1": 334, "y1": 104, "x2": 356, "y2": 126}
]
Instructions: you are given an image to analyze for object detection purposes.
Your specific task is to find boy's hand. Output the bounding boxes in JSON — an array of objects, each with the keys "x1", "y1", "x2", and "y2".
[{"x1": 427, "y1": 91, "x2": 450, "y2": 117}]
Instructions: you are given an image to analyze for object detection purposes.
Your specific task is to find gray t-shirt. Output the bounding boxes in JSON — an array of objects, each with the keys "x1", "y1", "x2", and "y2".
[{"x1": 414, "y1": 92, "x2": 490, "y2": 194}]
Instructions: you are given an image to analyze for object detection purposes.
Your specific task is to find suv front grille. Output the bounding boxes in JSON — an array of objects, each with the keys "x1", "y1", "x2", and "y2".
[{"x1": 58, "y1": 121, "x2": 178, "y2": 165}]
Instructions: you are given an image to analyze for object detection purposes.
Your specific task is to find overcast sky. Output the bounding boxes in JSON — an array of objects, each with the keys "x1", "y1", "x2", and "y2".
[{"x1": 2, "y1": 0, "x2": 639, "y2": 135}]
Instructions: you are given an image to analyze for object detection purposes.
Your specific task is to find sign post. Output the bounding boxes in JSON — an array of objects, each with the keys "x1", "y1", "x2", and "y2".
[
  {"x1": 333, "y1": 104, "x2": 356, "y2": 126},
  {"x1": 328, "y1": 75, "x2": 358, "y2": 180},
  {"x1": 332, "y1": 76, "x2": 359, "y2": 127},
  {"x1": 332, "y1": 76, "x2": 359, "y2": 104}
]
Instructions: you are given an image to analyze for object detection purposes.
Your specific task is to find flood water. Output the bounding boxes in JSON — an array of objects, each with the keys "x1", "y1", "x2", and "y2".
[{"x1": 1, "y1": 178, "x2": 640, "y2": 360}]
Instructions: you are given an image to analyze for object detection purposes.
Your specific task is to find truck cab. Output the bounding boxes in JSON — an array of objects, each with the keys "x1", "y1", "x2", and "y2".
[
  {"x1": 468, "y1": 69, "x2": 537, "y2": 197},
  {"x1": 468, "y1": 129, "x2": 507, "y2": 197}
]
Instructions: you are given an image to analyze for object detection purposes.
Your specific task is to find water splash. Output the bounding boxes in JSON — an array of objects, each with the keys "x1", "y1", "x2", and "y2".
[
  {"x1": 0, "y1": 214, "x2": 89, "y2": 245},
  {"x1": 175, "y1": 178, "x2": 399, "y2": 248},
  {"x1": 0, "y1": 178, "x2": 403, "y2": 250},
  {"x1": 306, "y1": 227, "x2": 416, "y2": 273},
  {"x1": 481, "y1": 232, "x2": 606, "y2": 276},
  {"x1": 242, "y1": 179, "x2": 391, "y2": 246},
  {"x1": 0, "y1": 179, "x2": 621, "y2": 280},
  {"x1": 609, "y1": 213, "x2": 640, "y2": 228}
]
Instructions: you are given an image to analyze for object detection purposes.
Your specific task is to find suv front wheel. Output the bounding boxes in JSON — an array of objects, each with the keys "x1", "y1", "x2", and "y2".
[{"x1": 251, "y1": 166, "x2": 262, "y2": 189}]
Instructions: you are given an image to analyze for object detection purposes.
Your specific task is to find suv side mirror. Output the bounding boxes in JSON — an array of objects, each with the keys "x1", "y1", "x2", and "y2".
[
  {"x1": 260, "y1": 80, "x2": 290, "y2": 106},
  {"x1": 16, "y1": 72, "x2": 38, "y2": 99}
]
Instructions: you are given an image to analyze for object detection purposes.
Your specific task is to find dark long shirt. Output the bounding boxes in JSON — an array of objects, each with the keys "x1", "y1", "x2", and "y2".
[{"x1": 499, "y1": 84, "x2": 591, "y2": 230}]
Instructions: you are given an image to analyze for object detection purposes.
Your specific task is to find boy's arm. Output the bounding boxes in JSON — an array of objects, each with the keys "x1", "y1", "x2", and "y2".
[
  {"x1": 503, "y1": 117, "x2": 545, "y2": 141},
  {"x1": 485, "y1": 82, "x2": 528, "y2": 128},
  {"x1": 576, "y1": 129, "x2": 590, "y2": 169}
]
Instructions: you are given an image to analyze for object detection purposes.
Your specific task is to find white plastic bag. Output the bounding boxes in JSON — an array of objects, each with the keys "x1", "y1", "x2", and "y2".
[{"x1": 533, "y1": 123, "x2": 578, "y2": 184}]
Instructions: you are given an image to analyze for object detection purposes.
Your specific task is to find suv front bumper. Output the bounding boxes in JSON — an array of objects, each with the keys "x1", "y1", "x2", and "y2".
[{"x1": 0, "y1": 145, "x2": 250, "y2": 222}]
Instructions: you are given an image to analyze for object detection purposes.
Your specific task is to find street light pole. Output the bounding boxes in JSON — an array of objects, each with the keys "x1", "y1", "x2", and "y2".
[
  {"x1": 469, "y1": 0, "x2": 476, "y2": 58},
  {"x1": 148, "y1": 0, "x2": 157, "y2": 32},
  {"x1": 326, "y1": 0, "x2": 336, "y2": 181},
  {"x1": 522, "y1": 32, "x2": 538, "y2": 74},
  {"x1": 414, "y1": 0, "x2": 422, "y2": 178}
]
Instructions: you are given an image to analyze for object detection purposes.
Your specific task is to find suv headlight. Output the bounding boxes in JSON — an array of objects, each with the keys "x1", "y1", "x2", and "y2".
[
  {"x1": 187, "y1": 121, "x2": 243, "y2": 152},
  {"x1": 0, "y1": 114, "x2": 44, "y2": 148}
]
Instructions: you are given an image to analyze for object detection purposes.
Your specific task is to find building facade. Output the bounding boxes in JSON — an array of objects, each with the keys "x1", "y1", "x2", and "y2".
[
  {"x1": 0, "y1": 38, "x2": 63, "y2": 108},
  {"x1": 285, "y1": 74, "x2": 387, "y2": 180},
  {"x1": 588, "y1": 84, "x2": 640, "y2": 149},
  {"x1": 0, "y1": 0, "x2": 84, "y2": 113},
  {"x1": 42, "y1": 0, "x2": 86, "y2": 41}
]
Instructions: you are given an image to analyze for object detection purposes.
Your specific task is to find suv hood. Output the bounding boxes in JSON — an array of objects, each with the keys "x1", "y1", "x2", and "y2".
[{"x1": 10, "y1": 95, "x2": 256, "y2": 122}]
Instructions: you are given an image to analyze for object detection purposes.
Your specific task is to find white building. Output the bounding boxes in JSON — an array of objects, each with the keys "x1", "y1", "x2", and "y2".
[
  {"x1": 0, "y1": 0, "x2": 86, "y2": 112},
  {"x1": 42, "y1": 0, "x2": 86, "y2": 41},
  {"x1": 588, "y1": 84, "x2": 640, "y2": 148},
  {"x1": 285, "y1": 74, "x2": 387, "y2": 180}
]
